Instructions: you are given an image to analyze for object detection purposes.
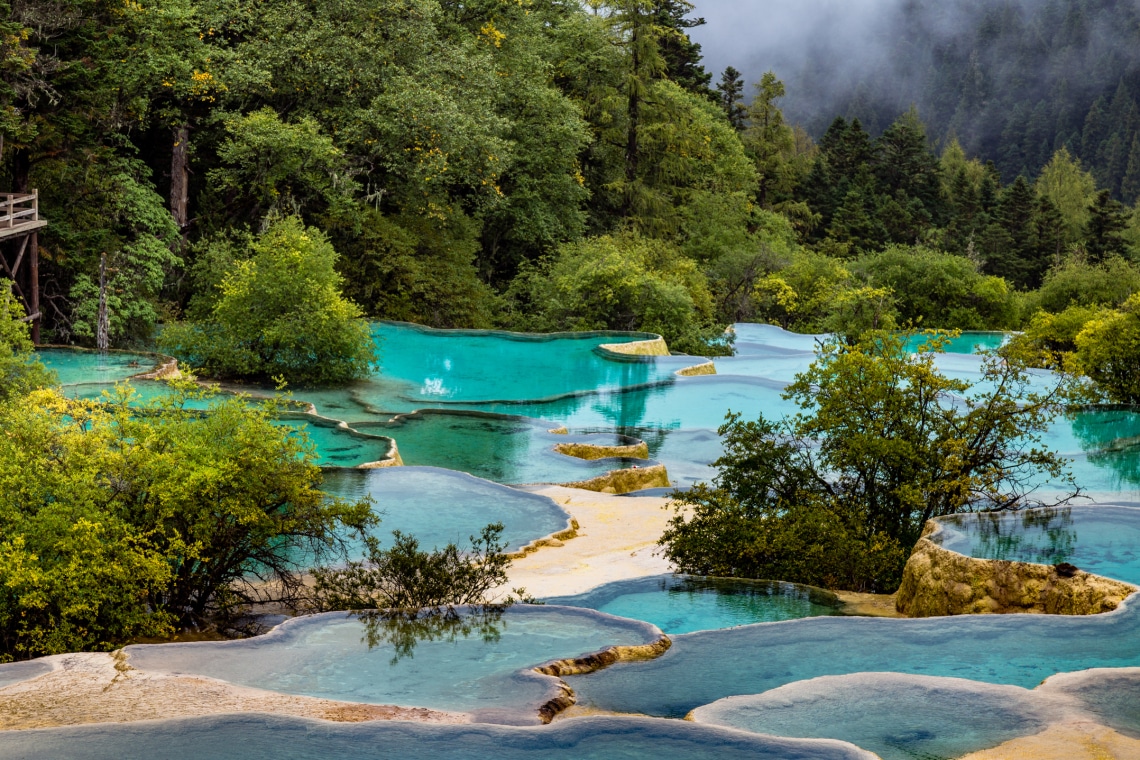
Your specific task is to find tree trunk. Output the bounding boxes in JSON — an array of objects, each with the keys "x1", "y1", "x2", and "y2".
[
  {"x1": 625, "y1": 24, "x2": 641, "y2": 192},
  {"x1": 171, "y1": 124, "x2": 191, "y2": 234},
  {"x1": 12, "y1": 150, "x2": 29, "y2": 194}
]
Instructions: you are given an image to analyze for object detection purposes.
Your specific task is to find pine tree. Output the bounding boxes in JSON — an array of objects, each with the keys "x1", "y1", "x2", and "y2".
[
  {"x1": 744, "y1": 72, "x2": 797, "y2": 207},
  {"x1": 982, "y1": 176, "x2": 1037, "y2": 287},
  {"x1": 1085, "y1": 189, "x2": 1130, "y2": 262},
  {"x1": 1033, "y1": 196, "x2": 1068, "y2": 279},
  {"x1": 716, "y1": 66, "x2": 746, "y2": 131},
  {"x1": 651, "y1": 0, "x2": 711, "y2": 96},
  {"x1": 1120, "y1": 132, "x2": 1140, "y2": 204},
  {"x1": 874, "y1": 108, "x2": 944, "y2": 226},
  {"x1": 827, "y1": 170, "x2": 886, "y2": 252}
]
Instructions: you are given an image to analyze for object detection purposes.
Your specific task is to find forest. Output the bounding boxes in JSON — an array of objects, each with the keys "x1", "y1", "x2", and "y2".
[
  {"x1": 4, "y1": 0, "x2": 1140, "y2": 366},
  {"x1": 776, "y1": 0, "x2": 1140, "y2": 200}
]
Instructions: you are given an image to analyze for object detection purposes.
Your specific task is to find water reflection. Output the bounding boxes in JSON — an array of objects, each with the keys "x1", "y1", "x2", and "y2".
[
  {"x1": 944, "y1": 507, "x2": 1077, "y2": 565},
  {"x1": 355, "y1": 606, "x2": 507, "y2": 664}
]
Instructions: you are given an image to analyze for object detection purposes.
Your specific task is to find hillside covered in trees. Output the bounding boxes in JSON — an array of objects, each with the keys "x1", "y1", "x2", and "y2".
[
  {"x1": 738, "y1": 0, "x2": 1140, "y2": 200},
  {"x1": 4, "y1": 0, "x2": 1140, "y2": 366}
]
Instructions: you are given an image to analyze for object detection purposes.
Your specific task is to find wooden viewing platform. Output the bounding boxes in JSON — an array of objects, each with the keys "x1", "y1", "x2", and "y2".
[{"x1": 0, "y1": 191, "x2": 44, "y2": 343}]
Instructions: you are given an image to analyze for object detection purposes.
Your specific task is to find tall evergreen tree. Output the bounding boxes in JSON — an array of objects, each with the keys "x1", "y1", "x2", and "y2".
[
  {"x1": 650, "y1": 0, "x2": 711, "y2": 96},
  {"x1": 716, "y1": 66, "x2": 747, "y2": 131},
  {"x1": 1085, "y1": 190, "x2": 1131, "y2": 262},
  {"x1": 1121, "y1": 133, "x2": 1140, "y2": 204}
]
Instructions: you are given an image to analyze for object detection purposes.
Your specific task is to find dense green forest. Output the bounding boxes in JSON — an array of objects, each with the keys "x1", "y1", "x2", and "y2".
[
  {"x1": 782, "y1": 0, "x2": 1140, "y2": 200},
  {"x1": 4, "y1": 0, "x2": 1140, "y2": 366}
]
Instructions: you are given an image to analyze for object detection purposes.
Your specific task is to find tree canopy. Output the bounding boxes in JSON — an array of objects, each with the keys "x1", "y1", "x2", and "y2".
[{"x1": 661, "y1": 332, "x2": 1078, "y2": 592}]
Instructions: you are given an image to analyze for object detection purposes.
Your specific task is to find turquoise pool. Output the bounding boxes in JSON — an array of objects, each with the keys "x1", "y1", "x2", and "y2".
[
  {"x1": 38, "y1": 347, "x2": 160, "y2": 386},
  {"x1": 320, "y1": 466, "x2": 571, "y2": 555},
  {"x1": 546, "y1": 576, "x2": 843, "y2": 634},
  {"x1": 123, "y1": 607, "x2": 662, "y2": 724},
  {"x1": 20, "y1": 321, "x2": 1140, "y2": 760},
  {"x1": 691, "y1": 673, "x2": 1072, "y2": 760}
]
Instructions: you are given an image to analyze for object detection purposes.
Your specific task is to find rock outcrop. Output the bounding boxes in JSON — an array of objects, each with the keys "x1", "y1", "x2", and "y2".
[
  {"x1": 565, "y1": 463, "x2": 670, "y2": 494},
  {"x1": 896, "y1": 521, "x2": 1136, "y2": 617},
  {"x1": 553, "y1": 441, "x2": 650, "y2": 461}
]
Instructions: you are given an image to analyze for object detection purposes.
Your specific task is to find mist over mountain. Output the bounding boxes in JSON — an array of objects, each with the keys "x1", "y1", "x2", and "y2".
[{"x1": 689, "y1": 0, "x2": 1140, "y2": 198}]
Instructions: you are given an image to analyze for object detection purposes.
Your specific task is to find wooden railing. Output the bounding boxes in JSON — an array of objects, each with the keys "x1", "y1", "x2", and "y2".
[{"x1": 0, "y1": 191, "x2": 39, "y2": 229}]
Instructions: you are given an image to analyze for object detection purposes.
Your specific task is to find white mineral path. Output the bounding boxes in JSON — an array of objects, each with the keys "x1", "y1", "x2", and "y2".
[
  {"x1": 506, "y1": 486, "x2": 677, "y2": 598},
  {"x1": 0, "y1": 650, "x2": 466, "y2": 730}
]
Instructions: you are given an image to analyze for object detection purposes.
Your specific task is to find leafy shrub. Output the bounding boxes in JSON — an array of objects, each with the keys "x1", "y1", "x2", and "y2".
[
  {"x1": 852, "y1": 245, "x2": 1018, "y2": 330},
  {"x1": 0, "y1": 282, "x2": 55, "y2": 401},
  {"x1": 0, "y1": 381, "x2": 374, "y2": 659},
  {"x1": 1030, "y1": 256, "x2": 1140, "y2": 314},
  {"x1": 504, "y1": 232, "x2": 726, "y2": 354},
  {"x1": 160, "y1": 216, "x2": 377, "y2": 385},
  {"x1": 311, "y1": 523, "x2": 518, "y2": 613},
  {"x1": 1074, "y1": 294, "x2": 1140, "y2": 404}
]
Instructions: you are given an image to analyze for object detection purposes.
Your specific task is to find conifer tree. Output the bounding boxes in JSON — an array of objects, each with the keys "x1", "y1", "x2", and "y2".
[
  {"x1": 1085, "y1": 190, "x2": 1131, "y2": 263},
  {"x1": 716, "y1": 66, "x2": 747, "y2": 130}
]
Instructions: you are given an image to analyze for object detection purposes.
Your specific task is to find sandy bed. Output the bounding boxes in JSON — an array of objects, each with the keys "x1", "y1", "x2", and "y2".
[
  {"x1": 958, "y1": 722, "x2": 1140, "y2": 759},
  {"x1": 507, "y1": 486, "x2": 678, "y2": 598},
  {"x1": 833, "y1": 591, "x2": 905, "y2": 618},
  {"x1": 0, "y1": 651, "x2": 466, "y2": 730}
]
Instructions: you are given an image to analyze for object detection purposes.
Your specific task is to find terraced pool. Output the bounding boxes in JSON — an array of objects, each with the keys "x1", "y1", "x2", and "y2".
[{"x1": 16, "y1": 323, "x2": 1140, "y2": 759}]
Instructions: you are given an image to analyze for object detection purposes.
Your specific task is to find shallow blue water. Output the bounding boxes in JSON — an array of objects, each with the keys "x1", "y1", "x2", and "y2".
[
  {"x1": 0, "y1": 714, "x2": 873, "y2": 760},
  {"x1": 319, "y1": 467, "x2": 570, "y2": 555},
  {"x1": 565, "y1": 596, "x2": 1140, "y2": 718},
  {"x1": 38, "y1": 348, "x2": 159, "y2": 386},
  {"x1": 272, "y1": 418, "x2": 395, "y2": 469},
  {"x1": 0, "y1": 660, "x2": 51, "y2": 689},
  {"x1": 351, "y1": 413, "x2": 651, "y2": 485},
  {"x1": 934, "y1": 505, "x2": 1140, "y2": 585},
  {"x1": 692, "y1": 673, "x2": 1068, "y2": 760},
  {"x1": 124, "y1": 607, "x2": 661, "y2": 724},
  {"x1": 1042, "y1": 668, "x2": 1140, "y2": 739},
  {"x1": 546, "y1": 576, "x2": 842, "y2": 634}
]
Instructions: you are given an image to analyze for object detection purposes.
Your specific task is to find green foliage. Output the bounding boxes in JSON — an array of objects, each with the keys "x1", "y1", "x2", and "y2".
[
  {"x1": 311, "y1": 523, "x2": 516, "y2": 613},
  {"x1": 661, "y1": 332, "x2": 1078, "y2": 593},
  {"x1": 0, "y1": 381, "x2": 374, "y2": 659},
  {"x1": 503, "y1": 232, "x2": 722, "y2": 354},
  {"x1": 743, "y1": 72, "x2": 812, "y2": 210},
  {"x1": 330, "y1": 207, "x2": 497, "y2": 328},
  {"x1": 37, "y1": 155, "x2": 180, "y2": 346},
  {"x1": 0, "y1": 282, "x2": 54, "y2": 401},
  {"x1": 1074, "y1": 294, "x2": 1140, "y2": 404},
  {"x1": 751, "y1": 251, "x2": 896, "y2": 338},
  {"x1": 852, "y1": 246, "x2": 1018, "y2": 329},
  {"x1": 1031, "y1": 257, "x2": 1140, "y2": 314},
  {"x1": 1036, "y1": 148, "x2": 1098, "y2": 245},
  {"x1": 1011, "y1": 305, "x2": 1106, "y2": 370},
  {"x1": 1084, "y1": 190, "x2": 1131, "y2": 263},
  {"x1": 160, "y1": 217, "x2": 376, "y2": 385},
  {"x1": 208, "y1": 108, "x2": 349, "y2": 225}
]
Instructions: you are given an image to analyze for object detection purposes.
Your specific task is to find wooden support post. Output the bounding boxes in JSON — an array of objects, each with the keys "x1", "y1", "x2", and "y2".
[{"x1": 29, "y1": 230, "x2": 38, "y2": 344}]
